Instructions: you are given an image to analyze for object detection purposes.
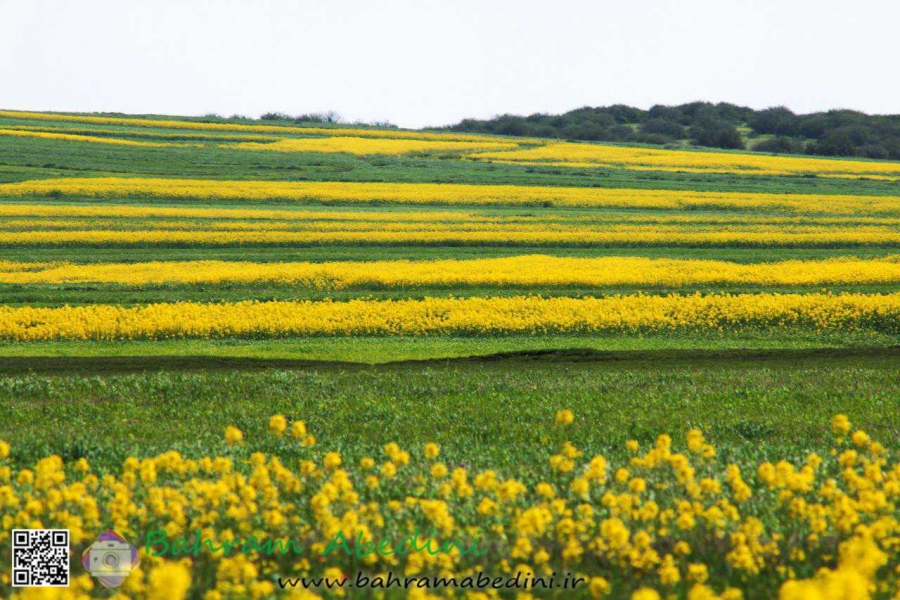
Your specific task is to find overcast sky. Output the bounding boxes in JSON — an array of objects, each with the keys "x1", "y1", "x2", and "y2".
[{"x1": 2, "y1": 0, "x2": 899, "y2": 128}]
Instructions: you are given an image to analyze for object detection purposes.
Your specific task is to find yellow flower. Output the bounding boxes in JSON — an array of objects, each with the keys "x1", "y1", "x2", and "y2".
[
  {"x1": 589, "y1": 576, "x2": 610, "y2": 598},
  {"x1": 687, "y1": 584, "x2": 719, "y2": 600},
  {"x1": 629, "y1": 478, "x2": 647, "y2": 494},
  {"x1": 687, "y1": 429, "x2": 705, "y2": 453},
  {"x1": 536, "y1": 482, "x2": 556, "y2": 499},
  {"x1": 851, "y1": 430, "x2": 870, "y2": 447},
  {"x1": 832, "y1": 414, "x2": 851, "y2": 435},
  {"x1": 631, "y1": 588, "x2": 661, "y2": 600},
  {"x1": 290, "y1": 420, "x2": 307, "y2": 438},
  {"x1": 323, "y1": 452, "x2": 342, "y2": 471},
  {"x1": 224, "y1": 426, "x2": 243, "y2": 446},
  {"x1": 571, "y1": 477, "x2": 590, "y2": 499},
  {"x1": 424, "y1": 443, "x2": 440, "y2": 460},
  {"x1": 431, "y1": 463, "x2": 448, "y2": 479},
  {"x1": 838, "y1": 535, "x2": 887, "y2": 579},
  {"x1": 146, "y1": 561, "x2": 191, "y2": 600},
  {"x1": 555, "y1": 409, "x2": 575, "y2": 425},
  {"x1": 477, "y1": 497, "x2": 498, "y2": 516},
  {"x1": 688, "y1": 563, "x2": 709, "y2": 583},
  {"x1": 268, "y1": 414, "x2": 287, "y2": 436},
  {"x1": 658, "y1": 554, "x2": 680, "y2": 585}
]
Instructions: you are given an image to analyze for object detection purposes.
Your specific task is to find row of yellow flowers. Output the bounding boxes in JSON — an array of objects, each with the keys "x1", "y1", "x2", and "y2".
[
  {"x1": 2, "y1": 293, "x2": 900, "y2": 341},
  {"x1": 0, "y1": 219, "x2": 630, "y2": 233},
  {"x1": 225, "y1": 137, "x2": 519, "y2": 155},
  {"x1": 0, "y1": 110, "x2": 520, "y2": 143},
  {"x1": 472, "y1": 142, "x2": 900, "y2": 179},
  {"x1": 0, "y1": 128, "x2": 184, "y2": 148},
  {"x1": 2, "y1": 413, "x2": 898, "y2": 598},
  {"x1": 5, "y1": 228, "x2": 900, "y2": 247},
  {"x1": 8, "y1": 218, "x2": 896, "y2": 236},
  {"x1": 0, "y1": 124, "x2": 277, "y2": 142},
  {"x1": 0, "y1": 204, "x2": 488, "y2": 223},
  {"x1": 4, "y1": 255, "x2": 900, "y2": 288},
  {"x1": 3, "y1": 177, "x2": 899, "y2": 215},
  {"x1": 0, "y1": 126, "x2": 518, "y2": 156},
  {"x1": 9, "y1": 202, "x2": 900, "y2": 228}
]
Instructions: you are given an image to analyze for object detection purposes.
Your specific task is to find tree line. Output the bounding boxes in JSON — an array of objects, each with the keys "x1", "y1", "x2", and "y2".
[{"x1": 444, "y1": 103, "x2": 900, "y2": 160}]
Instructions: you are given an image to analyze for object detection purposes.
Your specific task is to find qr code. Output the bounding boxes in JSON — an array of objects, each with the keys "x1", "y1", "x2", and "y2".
[{"x1": 12, "y1": 529, "x2": 70, "y2": 587}]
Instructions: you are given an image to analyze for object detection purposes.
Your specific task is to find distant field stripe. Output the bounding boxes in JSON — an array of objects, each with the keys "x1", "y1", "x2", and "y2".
[
  {"x1": 7, "y1": 218, "x2": 895, "y2": 235},
  {"x1": 0, "y1": 124, "x2": 278, "y2": 142},
  {"x1": 0, "y1": 128, "x2": 187, "y2": 148},
  {"x1": 0, "y1": 219, "x2": 608, "y2": 233},
  {"x1": 0, "y1": 203, "x2": 490, "y2": 222},
  {"x1": 3, "y1": 292, "x2": 900, "y2": 340},
  {"x1": 225, "y1": 137, "x2": 519, "y2": 154},
  {"x1": 3, "y1": 177, "x2": 900, "y2": 214},
  {"x1": 485, "y1": 159, "x2": 900, "y2": 182},
  {"x1": 0, "y1": 110, "x2": 522, "y2": 142},
  {"x1": 472, "y1": 141, "x2": 900, "y2": 178},
  {"x1": 5, "y1": 229, "x2": 900, "y2": 247},
  {"x1": 7, "y1": 202, "x2": 900, "y2": 227},
  {"x1": 5, "y1": 255, "x2": 900, "y2": 288}
]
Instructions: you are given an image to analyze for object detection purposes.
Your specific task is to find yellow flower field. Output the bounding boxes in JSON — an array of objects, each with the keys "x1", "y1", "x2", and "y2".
[
  {"x1": 10, "y1": 202, "x2": 900, "y2": 228},
  {"x1": 4, "y1": 177, "x2": 900, "y2": 215},
  {"x1": 3, "y1": 255, "x2": 900, "y2": 288},
  {"x1": 3, "y1": 108, "x2": 900, "y2": 599},
  {"x1": 0, "y1": 203, "x2": 489, "y2": 223},
  {"x1": 8, "y1": 216, "x2": 900, "y2": 235},
  {"x1": 472, "y1": 142, "x2": 900, "y2": 179},
  {"x1": 0, "y1": 124, "x2": 277, "y2": 143},
  {"x1": 4, "y1": 228, "x2": 900, "y2": 247},
  {"x1": 225, "y1": 137, "x2": 520, "y2": 155},
  {"x1": 2, "y1": 292, "x2": 900, "y2": 341},
  {"x1": 0, "y1": 128, "x2": 185, "y2": 148},
  {"x1": 0, "y1": 109, "x2": 518, "y2": 142},
  {"x1": 1, "y1": 413, "x2": 897, "y2": 598}
]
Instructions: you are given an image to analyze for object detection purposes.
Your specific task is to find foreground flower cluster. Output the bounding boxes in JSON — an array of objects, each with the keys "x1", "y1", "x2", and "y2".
[
  {"x1": 1, "y1": 413, "x2": 898, "y2": 599},
  {"x1": 2, "y1": 292, "x2": 900, "y2": 341}
]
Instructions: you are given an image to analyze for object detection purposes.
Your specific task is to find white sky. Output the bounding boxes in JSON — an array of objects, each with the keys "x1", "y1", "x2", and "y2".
[{"x1": 2, "y1": 0, "x2": 899, "y2": 128}]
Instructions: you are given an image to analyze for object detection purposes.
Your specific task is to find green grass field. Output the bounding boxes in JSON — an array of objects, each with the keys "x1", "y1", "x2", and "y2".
[{"x1": 3, "y1": 349, "x2": 898, "y2": 471}]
